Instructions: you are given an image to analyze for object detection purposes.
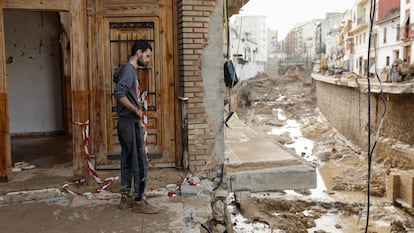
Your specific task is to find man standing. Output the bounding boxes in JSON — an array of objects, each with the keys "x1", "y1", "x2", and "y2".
[
  {"x1": 113, "y1": 40, "x2": 159, "y2": 214},
  {"x1": 391, "y1": 64, "x2": 398, "y2": 83}
]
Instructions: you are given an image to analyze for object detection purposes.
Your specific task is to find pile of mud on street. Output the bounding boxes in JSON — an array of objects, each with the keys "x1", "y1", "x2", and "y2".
[{"x1": 229, "y1": 68, "x2": 414, "y2": 233}]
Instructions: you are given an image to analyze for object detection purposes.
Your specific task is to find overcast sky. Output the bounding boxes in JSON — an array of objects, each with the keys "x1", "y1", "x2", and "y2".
[{"x1": 241, "y1": 0, "x2": 355, "y2": 39}]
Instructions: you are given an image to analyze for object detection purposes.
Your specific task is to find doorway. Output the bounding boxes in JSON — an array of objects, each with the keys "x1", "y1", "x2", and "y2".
[{"x1": 4, "y1": 10, "x2": 72, "y2": 170}]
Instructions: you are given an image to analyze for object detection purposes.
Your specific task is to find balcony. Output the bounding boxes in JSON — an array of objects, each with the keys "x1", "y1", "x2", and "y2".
[{"x1": 401, "y1": 24, "x2": 414, "y2": 42}]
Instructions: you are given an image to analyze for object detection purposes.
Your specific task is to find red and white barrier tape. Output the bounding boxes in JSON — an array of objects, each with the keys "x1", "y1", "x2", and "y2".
[
  {"x1": 63, "y1": 120, "x2": 119, "y2": 196},
  {"x1": 145, "y1": 178, "x2": 200, "y2": 198},
  {"x1": 141, "y1": 91, "x2": 149, "y2": 161}
]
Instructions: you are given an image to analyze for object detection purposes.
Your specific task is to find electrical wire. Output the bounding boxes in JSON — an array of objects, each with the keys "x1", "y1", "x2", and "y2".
[
  {"x1": 364, "y1": 1, "x2": 375, "y2": 231},
  {"x1": 214, "y1": 0, "x2": 232, "y2": 193},
  {"x1": 201, "y1": 223, "x2": 212, "y2": 233},
  {"x1": 364, "y1": 0, "x2": 387, "y2": 232}
]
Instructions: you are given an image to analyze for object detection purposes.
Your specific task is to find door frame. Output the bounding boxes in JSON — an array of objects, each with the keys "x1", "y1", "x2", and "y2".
[
  {"x1": 103, "y1": 16, "x2": 176, "y2": 167},
  {"x1": 0, "y1": 0, "x2": 88, "y2": 181}
]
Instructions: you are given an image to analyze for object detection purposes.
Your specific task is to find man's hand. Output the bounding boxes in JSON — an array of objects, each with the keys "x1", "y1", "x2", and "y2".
[
  {"x1": 118, "y1": 97, "x2": 142, "y2": 118},
  {"x1": 135, "y1": 108, "x2": 143, "y2": 118}
]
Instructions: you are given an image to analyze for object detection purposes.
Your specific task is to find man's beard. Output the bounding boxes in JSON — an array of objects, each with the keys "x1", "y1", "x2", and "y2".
[{"x1": 137, "y1": 55, "x2": 147, "y2": 68}]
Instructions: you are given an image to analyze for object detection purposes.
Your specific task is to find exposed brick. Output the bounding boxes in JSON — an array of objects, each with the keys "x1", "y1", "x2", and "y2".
[
  {"x1": 194, "y1": 28, "x2": 209, "y2": 33},
  {"x1": 182, "y1": 5, "x2": 193, "y2": 10},
  {"x1": 193, "y1": 38, "x2": 205, "y2": 44},
  {"x1": 182, "y1": 10, "x2": 203, "y2": 16},
  {"x1": 188, "y1": 97, "x2": 204, "y2": 103},
  {"x1": 188, "y1": 118, "x2": 208, "y2": 124},
  {"x1": 193, "y1": 5, "x2": 214, "y2": 11},
  {"x1": 183, "y1": 43, "x2": 204, "y2": 49},
  {"x1": 202, "y1": 1, "x2": 216, "y2": 6},
  {"x1": 185, "y1": 87, "x2": 204, "y2": 93},
  {"x1": 183, "y1": 65, "x2": 198, "y2": 71},
  {"x1": 182, "y1": 28, "x2": 194, "y2": 33},
  {"x1": 194, "y1": 92, "x2": 205, "y2": 97},
  {"x1": 183, "y1": 76, "x2": 203, "y2": 82},
  {"x1": 181, "y1": 16, "x2": 194, "y2": 22},
  {"x1": 183, "y1": 32, "x2": 204, "y2": 38},
  {"x1": 179, "y1": 0, "x2": 217, "y2": 173},
  {"x1": 182, "y1": 0, "x2": 204, "y2": 5},
  {"x1": 193, "y1": 103, "x2": 207, "y2": 109},
  {"x1": 193, "y1": 17, "x2": 210, "y2": 22}
]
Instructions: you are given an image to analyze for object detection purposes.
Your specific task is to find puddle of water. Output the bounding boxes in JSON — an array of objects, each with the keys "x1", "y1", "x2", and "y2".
[
  {"x1": 268, "y1": 118, "x2": 315, "y2": 161},
  {"x1": 228, "y1": 196, "x2": 274, "y2": 233},
  {"x1": 232, "y1": 109, "x2": 408, "y2": 232},
  {"x1": 307, "y1": 213, "x2": 342, "y2": 233}
]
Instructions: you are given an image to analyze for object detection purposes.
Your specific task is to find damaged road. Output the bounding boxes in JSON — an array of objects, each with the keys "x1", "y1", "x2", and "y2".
[{"x1": 231, "y1": 71, "x2": 414, "y2": 233}]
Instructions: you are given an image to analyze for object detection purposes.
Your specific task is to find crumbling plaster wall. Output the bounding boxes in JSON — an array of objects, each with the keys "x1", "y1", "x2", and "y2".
[
  {"x1": 4, "y1": 11, "x2": 63, "y2": 134},
  {"x1": 315, "y1": 80, "x2": 414, "y2": 168},
  {"x1": 201, "y1": 0, "x2": 225, "y2": 164}
]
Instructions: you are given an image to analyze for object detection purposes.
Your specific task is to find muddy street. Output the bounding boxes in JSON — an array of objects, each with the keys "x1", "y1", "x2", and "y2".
[{"x1": 231, "y1": 71, "x2": 414, "y2": 233}]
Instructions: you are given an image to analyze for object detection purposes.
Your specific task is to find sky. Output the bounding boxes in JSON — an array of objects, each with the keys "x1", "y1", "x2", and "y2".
[{"x1": 241, "y1": 0, "x2": 355, "y2": 39}]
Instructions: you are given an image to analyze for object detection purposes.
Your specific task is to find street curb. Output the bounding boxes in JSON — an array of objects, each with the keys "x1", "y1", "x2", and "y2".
[{"x1": 0, "y1": 188, "x2": 65, "y2": 205}]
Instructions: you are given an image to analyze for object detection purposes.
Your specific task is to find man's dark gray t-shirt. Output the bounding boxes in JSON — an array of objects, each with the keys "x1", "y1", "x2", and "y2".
[{"x1": 113, "y1": 63, "x2": 141, "y2": 122}]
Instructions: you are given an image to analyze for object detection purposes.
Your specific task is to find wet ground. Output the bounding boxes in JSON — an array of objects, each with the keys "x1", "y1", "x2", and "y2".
[{"x1": 231, "y1": 72, "x2": 414, "y2": 233}]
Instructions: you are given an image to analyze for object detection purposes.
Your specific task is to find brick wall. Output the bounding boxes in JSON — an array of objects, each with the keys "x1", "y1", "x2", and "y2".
[{"x1": 178, "y1": 0, "x2": 218, "y2": 171}]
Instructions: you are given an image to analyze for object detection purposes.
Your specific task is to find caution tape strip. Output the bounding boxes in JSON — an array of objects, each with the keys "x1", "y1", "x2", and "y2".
[
  {"x1": 141, "y1": 91, "x2": 149, "y2": 161},
  {"x1": 62, "y1": 120, "x2": 119, "y2": 196}
]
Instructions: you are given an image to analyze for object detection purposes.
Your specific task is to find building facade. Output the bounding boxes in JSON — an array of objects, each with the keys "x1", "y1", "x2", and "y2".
[{"x1": 0, "y1": 0, "x2": 247, "y2": 182}]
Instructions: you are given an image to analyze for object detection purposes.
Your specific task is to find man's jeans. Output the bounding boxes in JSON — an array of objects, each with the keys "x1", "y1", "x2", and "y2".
[{"x1": 117, "y1": 119, "x2": 148, "y2": 199}]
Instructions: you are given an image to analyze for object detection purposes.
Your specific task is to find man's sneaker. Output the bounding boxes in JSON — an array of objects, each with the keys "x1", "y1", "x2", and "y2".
[
  {"x1": 131, "y1": 200, "x2": 160, "y2": 214},
  {"x1": 119, "y1": 195, "x2": 136, "y2": 209}
]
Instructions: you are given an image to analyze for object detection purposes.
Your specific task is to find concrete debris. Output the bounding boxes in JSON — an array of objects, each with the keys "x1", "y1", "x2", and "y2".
[
  {"x1": 0, "y1": 188, "x2": 64, "y2": 205},
  {"x1": 13, "y1": 161, "x2": 36, "y2": 171}
]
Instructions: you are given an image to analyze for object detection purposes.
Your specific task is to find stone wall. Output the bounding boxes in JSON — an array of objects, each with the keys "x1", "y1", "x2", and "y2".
[
  {"x1": 314, "y1": 76, "x2": 414, "y2": 168},
  {"x1": 178, "y1": 0, "x2": 225, "y2": 171}
]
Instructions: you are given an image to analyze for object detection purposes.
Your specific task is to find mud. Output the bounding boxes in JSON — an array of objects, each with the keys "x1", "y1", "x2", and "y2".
[{"x1": 233, "y1": 70, "x2": 414, "y2": 233}]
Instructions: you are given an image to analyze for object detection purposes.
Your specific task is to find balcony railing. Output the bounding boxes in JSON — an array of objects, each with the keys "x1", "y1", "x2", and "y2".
[{"x1": 401, "y1": 24, "x2": 414, "y2": 41}]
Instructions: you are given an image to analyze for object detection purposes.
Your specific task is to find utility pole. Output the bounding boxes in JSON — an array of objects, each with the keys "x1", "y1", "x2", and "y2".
[
  {"x1": 316, "y1": 21, "x2": 323, "y2": 72},
  {"x1": 317, "y1": 21, "x2": 322, "y2": 60}
]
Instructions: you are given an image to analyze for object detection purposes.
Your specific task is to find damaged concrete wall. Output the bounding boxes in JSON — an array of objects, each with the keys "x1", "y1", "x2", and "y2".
[
  {"x1": 201, "y1": 0, "x2": 225, "y2": 164},
  {"x1": 4, "y1": 11, "x2": 63, "y2": 134},
  {"x1": 315, "y1": 79, "x2": 414, "y2": 168}
]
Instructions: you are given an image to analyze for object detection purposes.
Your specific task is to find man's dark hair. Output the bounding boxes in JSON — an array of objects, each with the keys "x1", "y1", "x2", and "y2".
[{"x1": 131, "y1": 40, "x2": 152, "y2": 56}]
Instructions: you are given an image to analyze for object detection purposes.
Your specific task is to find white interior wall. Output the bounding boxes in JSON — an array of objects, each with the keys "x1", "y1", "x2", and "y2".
[{"x1": 4, "y1": 11, "x2": 63, "y2": 134}]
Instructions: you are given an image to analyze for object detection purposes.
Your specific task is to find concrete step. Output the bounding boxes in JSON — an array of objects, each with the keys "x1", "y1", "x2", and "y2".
[
  {"x1": 227, "y1": 165, "x2": 316, "y2": 192},
  {"x1": 225, "y1": 119, "x2": 316, "y2": 192}
]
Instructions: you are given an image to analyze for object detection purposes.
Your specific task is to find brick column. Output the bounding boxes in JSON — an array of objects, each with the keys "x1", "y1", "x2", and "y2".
[{"x1": 178, "y1": 0, "x2": 217, "y2": 171}]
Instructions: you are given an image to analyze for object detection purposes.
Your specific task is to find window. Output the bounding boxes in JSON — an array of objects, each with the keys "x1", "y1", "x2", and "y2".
[
  {"x1": 386, "y1": 56, "x2": 390, "y2": 66},
  {"x1": 397, "y1": 24, "x2": 400, "y2": 41},
  {"x1": 383, "y1": 28, "x2": 387, "y2": 44}
]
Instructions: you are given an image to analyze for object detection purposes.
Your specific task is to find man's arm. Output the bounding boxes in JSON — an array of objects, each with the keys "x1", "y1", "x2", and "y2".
[{"x1": 117, "y1": 96, "x2": 143, "y2": 118}]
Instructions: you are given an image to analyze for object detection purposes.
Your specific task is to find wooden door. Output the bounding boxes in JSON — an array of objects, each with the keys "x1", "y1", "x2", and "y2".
[{"x1": 104, "y1": 17, "x2": 174, "y2": 165}]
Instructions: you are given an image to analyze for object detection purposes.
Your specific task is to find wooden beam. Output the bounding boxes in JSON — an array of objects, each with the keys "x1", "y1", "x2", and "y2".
[
  {"x1": 71, "y1": 0, "x2": 89, "y2": 180},
  {"x1": 0, "y1": 8, "x2": 12, "y2": 182},
  {"x1": 89, "y1": 0, "x2": 108, "y2": 165},
  {"x1": 1, "y1": 0, "x2": 70, "y2": 11}
]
